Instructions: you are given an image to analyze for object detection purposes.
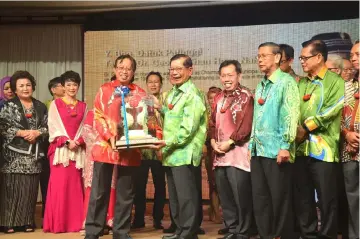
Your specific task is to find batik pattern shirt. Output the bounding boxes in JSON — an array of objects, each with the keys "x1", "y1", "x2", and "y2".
[
  {"x1": 210, "y1": 85, "x2": 254, "y2": 172},
  {"x1": 161, "y1": 79, "x2": 207, "y2": 167},
  {"x1": 92, "y1": 80, "x2": 146, "y2": 166},
  {"x1": 297, "y1": 67, "x2": 344, "y2": 162},
  {"x1": 249, "y1": 68, "x2": 300, "y2": 162},
  {"x1": 341, "y1": 78, "x2": 359, "y2": 162}
]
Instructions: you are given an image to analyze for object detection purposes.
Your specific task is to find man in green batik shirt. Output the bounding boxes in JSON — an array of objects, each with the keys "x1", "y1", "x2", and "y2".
[
  {"x1": 294, "y1": 39, "x2": 344, "y2": 239},
  {"x1": 156, "y1": 54, "x2": 207, "y2": 239}
]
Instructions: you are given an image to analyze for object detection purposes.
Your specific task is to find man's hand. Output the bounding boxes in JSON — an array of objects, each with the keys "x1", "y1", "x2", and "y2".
[
  {"x1": 346, "y1": 132, "x2": 360, "y2": 148},
  {"x1": 277, "y1": 149, "x2": 290, "y2": 165},
  {"x1": 151, "y1": 95, "x2": 162, "y2": 110},
  {"x1": 296, "y1": 125, "x2": 308, "y2": 144},
  {"x1": 211, "y1": 139, "x2": 225, "y2": 154},
  {"x1": 217, "y1": 141, "x2": 232, "y2": 153},
  {"x1": 146, "y1": 140, "x2": 166, "y2": 150}
]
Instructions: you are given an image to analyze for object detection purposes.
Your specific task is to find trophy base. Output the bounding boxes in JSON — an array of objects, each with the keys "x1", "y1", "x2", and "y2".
[{"x1": 115, "y1": 137, "x2": 160, "y2": 149}]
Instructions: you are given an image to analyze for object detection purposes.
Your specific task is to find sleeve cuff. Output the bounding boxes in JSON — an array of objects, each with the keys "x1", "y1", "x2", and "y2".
[
  {"x1": 103, "y1": 131, "x2": 113, "y2": 141},
  {"x1": 280, "y1": 141, "x2": 291, "y2": 150},
  {"x1": 304, "y1": 117, "x2": 319, "y2": 132}
]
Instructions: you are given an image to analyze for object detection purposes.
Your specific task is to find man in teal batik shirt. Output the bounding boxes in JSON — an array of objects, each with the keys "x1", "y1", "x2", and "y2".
[
  {"x1": 294, "y1": 39, "x2": 344, "y2": 239},
  {"x1": 158, "y1": 54, "x2": 207, "y2": 239},
  {"x1": 249, "y1": 42, "x2": 300, "y2": 239}
]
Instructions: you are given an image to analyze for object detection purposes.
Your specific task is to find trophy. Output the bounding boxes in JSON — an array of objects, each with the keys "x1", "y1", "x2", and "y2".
[{"x1": 114, "y1": 87, "x2": 162, "y2": 149}]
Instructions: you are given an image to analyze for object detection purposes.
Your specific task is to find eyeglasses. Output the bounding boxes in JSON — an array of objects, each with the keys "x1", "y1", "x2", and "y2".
[
  {"x1": 299, "y1": 54, "x2": 318, "y2": 62},
  {"x1": 328, "y1": 68, "x2": 339, "y2": 72},
  {"x1": 256, "y1": 54, "x2": 275, "y2": 60},
  {"x1": 343, "y1": 68, "x2": 355, "y2": 73},
  {"x1": 280, "y1": 58, "x2": 290, "y2": 64},
  {"x1": 350, "y1": 52, "x2": 359, "y2": 59},
  {"x1": 169, "y1": 67, "x2": 189, "y2": 72},
  {"x1": 116, "y1": 67, "x2": 133, "y2": 72}
]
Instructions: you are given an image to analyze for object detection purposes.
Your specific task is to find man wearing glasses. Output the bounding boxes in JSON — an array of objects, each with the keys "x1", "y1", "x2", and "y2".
[
  {"x1": 249, "y1": 42, "x2": 300, "y2": 239},
  {"x1": 279, "y1": 44, "x2": 301, "y2": 82},
  {"x1": 294, "y1": 39, "x2": 344, "y2": 239},
  {"x1": 155, "y1": 54, "x2": 207, "y2": 239},
  {"x1": 325, "y1": 54, "x2": 344, "y2": 76}
]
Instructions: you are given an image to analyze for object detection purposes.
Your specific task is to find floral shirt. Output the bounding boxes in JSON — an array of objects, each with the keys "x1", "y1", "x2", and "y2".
[
  {"x1": 297, "y1": 67, "x2": 344, "y2": 162},
  {"x1": 92, "y1": 80, "x2": 146, "y2": 166},
  {"x1": 249, "y1": 68, "x2": 300, "y2": 162},
  {"x1": 210, "y1": 85, "x2": 254, "y2": 172},
  {"x1": 161, "y1": 79, "x2": 207, "y2": 167},
  {"x1": 341, "y1": 78, "x2": 359, "y2": 162}
]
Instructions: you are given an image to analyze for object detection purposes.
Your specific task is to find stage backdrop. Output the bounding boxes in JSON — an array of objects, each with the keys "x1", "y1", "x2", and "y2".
[{"x1": 84, "y1": 18, "x2": 359, "y2": 200}]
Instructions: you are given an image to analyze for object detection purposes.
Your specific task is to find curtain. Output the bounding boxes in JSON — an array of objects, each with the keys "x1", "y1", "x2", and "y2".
[{"x1": 0, "y1": 24, "x2": 83, "y2": 103}]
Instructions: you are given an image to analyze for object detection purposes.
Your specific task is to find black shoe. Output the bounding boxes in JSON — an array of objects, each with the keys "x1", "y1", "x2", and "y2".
[
  {"x1": 84, "y1": 235, "x2": 99, "y2": 239},
  {"x1": 163, "y1": 224, "x2": 176, "y2": 233},
  {"x1": 162, "y1": 234, "x2": 179, "y2": 239},
  {"x1": 197, "y1": 227, "x2": 205, "y2": 235},
  {"x1": 218, "y1": 227, "x2": 229, "y2": 235},
  {"x1": 218, "y1": 233, "x2": 236, "y2": 239},
  {"x1": 154, "y1": 221, "x2": 164, "y2": 230},
  {"x1": 118, "y1": 233, "x2": 133, "y2": 239},
  {"x1": 131, "y1": 222, "x2": 145, "y2": 229}
]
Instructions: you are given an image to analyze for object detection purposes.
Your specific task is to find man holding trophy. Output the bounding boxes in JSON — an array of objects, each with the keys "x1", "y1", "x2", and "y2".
[{"x1": 84, "y1": 55, "x2": 164, "y2": 239}]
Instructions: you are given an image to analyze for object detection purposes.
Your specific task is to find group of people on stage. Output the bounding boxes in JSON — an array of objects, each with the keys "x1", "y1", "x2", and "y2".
[{"x1": 0, "y1": 37, "x2": 358, "y2": 239}]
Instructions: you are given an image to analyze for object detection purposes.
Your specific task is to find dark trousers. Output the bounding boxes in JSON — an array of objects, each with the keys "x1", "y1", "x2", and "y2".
[
  {"x1": 343, "y1": 161, "x2": 359, "y2": 239},
  {"x1": 251, "y1": 156, "x2": 292, "y2": 239},
  {"x1": 215, "y1": 166, "x2": 252, "y2": 238},
  {"x1": 293, "y1": 156, "x2": 338, "y2": 239},
  {"x1": 133, "y1": 160, "x2": 165, "y2": 224},
  {"x1": 85, "y1": 162, "x2": 138, "y2": 239},
  {"x1": 39, "y1": 158, "x2": 50, "y2": 218},
  {"x1": 195, "y1": 162, "x2": 203, "y2": 228},
  {"x1": 338, "y1": 163, "x2": 349, "y2": 238},
  {"x1": 166, "y1": 165, "x2": 200, "y2": 239}
]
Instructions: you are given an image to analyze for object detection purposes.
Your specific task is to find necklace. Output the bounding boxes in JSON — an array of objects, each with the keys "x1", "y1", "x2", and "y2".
[
  {"x1": 62, "y1": 98, "x2": 78, "y2": 117},
  {"x1": 303, "y1": 81, "x2": 317, "y2": 101},
  {"x1": 258, "y1": 83, "x2": 272, "y2": 105},
  {"x1": 21, "y1": 101, "x2": 33, "y2": 118},
  {"x1": 168, "y1": 91, "x2": 183, "y2": 110},
  {"x1": 220, "y1": 93, "x2": 236, "y2": 113}
]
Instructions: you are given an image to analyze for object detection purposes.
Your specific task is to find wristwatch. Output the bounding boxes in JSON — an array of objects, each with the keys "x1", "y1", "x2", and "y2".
[
  {"x1": 65, "y1": 140, "x2": 70, "y2": 146},
  {"x1": 228, "y1": 139, "x2": 235, "y2": 149}
]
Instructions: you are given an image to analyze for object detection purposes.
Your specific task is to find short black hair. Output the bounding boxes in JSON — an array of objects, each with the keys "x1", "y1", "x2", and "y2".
[
  {"x1": 48, "y1": 77, "x2": 62, "y2": 96},
  {"x1": 218, "y1": 60, "x2": 242, "y2": 74},
  {"x1": 60, "y1": 71, "x2": 81, "y2": 86},
  {"x1": 302, "y1": 39, "x2": 328, "y2": 62},
  {"x1": 170, "y1": 54, "x2": 193, "y2": 68},
  {"x1": 355, "y1": 40, "x2": 359, "y2": 44},
  {"x1": 146, "y1": 71, "x2": 163, "y2": 84},
  {"x1": 113, "y1": 54, "x2": 137, "y2": 83},
  {"x1": 10, "y1": 70, "x2": 36, "y2": 93},
  {"x1": 279, "y1": 44, "x2": 295, "y2": 60}
]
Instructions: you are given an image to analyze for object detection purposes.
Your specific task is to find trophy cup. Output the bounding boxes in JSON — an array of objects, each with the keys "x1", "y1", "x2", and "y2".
[{"x1": 115, "y1": 90, "x2": 162, "y2": 149}]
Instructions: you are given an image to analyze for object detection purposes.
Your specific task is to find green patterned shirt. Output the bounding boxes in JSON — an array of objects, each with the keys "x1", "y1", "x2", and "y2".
[
  {"x1": 161, "y1": 79, "x2": 207, "y2": 167},
  {"x1": 249, "y1": 68, "x2": 300, "y2": 162},
  {"x1": 297, "y1": 67, "x2": 344, "y2": 162}
]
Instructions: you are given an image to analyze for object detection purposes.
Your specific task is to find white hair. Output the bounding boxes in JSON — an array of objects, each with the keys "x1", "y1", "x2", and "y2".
[{"x1": 327, "y1": 54, "x2": 344, "y2": 70}]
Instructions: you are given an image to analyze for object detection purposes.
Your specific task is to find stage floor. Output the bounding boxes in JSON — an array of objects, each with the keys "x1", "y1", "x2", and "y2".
[{"x1": 0, "y1": 203, "x2": 224, "y2": 239}]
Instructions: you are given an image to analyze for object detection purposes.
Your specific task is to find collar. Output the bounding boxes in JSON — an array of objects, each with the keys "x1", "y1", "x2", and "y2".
[
  {"x1": 111, "y1": 80, "x2": 137, "y2": 90},
  {"x1": 307, "y1": 66, "x2": 327, "y2": 81},
  {"x1": 262, "y1": 68, "x2": 281, "y2": 84},
  {"x1": 173, "y1": 78, "x2": 192, "y2": 93},
  {"x1": 223, "y1": 83, "x2": 241, "y2": 96}
]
